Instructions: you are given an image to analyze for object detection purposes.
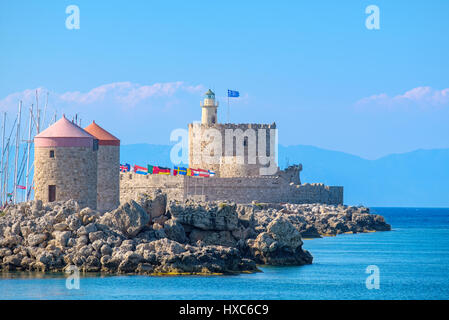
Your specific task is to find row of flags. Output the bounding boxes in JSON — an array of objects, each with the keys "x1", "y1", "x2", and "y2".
[{"x1": 120, "y1": 164, "x2": 216, "y2": 178}]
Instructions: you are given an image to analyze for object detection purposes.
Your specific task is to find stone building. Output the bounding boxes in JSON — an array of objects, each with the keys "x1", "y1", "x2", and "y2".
[
  {"x1": 84, "y1": 121, "x2": 120, "y2": 212},
  {"x1": 33, "y1": 115, "x2": 98, "y2": 209},
  {"x1": 189, "y1": 89, "x2": 277, "y2": 177}
]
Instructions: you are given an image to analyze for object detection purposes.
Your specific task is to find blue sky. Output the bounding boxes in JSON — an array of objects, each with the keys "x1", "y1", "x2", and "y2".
[{"x1": 0, "y1": 0, "x2": 448, "y2": 159}]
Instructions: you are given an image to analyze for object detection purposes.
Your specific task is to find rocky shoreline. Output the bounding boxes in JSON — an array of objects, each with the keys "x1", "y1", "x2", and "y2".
[{"x1": 0, "y1": 191, "x2": 391, "y2": 275}]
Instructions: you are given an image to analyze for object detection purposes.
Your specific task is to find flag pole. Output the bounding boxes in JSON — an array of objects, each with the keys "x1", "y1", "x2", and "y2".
[{"x1": 227, "y1": 91, "x2": 230, "y2": 123}]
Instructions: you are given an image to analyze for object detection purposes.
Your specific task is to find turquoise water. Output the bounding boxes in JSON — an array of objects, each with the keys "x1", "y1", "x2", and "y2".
[{"x1": 1, "y1": 207, "x2": 449, "y2": 300}]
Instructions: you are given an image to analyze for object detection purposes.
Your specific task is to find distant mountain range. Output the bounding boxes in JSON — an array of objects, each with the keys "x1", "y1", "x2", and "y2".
[{"x1": 121, "y1": 143, "x2": 449, "y2": 208}]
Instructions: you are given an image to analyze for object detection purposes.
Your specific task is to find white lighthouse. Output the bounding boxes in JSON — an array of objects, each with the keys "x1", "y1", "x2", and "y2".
[{"x1": 201, "y1": 89, "x2": 218, "y2": 125}]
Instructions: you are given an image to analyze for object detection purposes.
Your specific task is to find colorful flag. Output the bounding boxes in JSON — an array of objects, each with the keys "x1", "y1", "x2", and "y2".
[
  {"x1": 120, "y1": 163, "x2": 130, "y2": 172},
  {"x1": 7, "y1": 193, "x2": 13, "y2": 198},
  {"x1": 149, "y1": 165, "x2": 162, "y2": 174},
  {"x1": 134, "y1": 165, "x2": 148, "y2": 175},
  {"x1": 174, "y1": 166, "x2": 187, "y2": 176},
  {"x1": 158, "y1": 167, "x2": 170, "y2": 175},
  {"x1": 134, "y1": 165, "x2": 147, "y2": 172},
  {"x1": 227, "y1": 89, "x2": 240, "y2": 97},
  {"x1": 196, "y1": 168, "x2": 210, "y2": 177},
  {"x1": 16, "y1": 185, "x2": 26, "y2": 190}
]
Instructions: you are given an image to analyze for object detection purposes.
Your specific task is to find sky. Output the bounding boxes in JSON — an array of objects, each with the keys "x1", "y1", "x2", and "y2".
[{"x1": 0, "y1": 0, "x2": 448, "y2": 159}]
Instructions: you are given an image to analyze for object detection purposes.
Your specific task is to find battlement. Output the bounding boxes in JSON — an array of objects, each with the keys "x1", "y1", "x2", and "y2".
[{"x1": 189, "y1": 122, "x2": 276, "y2": 130}]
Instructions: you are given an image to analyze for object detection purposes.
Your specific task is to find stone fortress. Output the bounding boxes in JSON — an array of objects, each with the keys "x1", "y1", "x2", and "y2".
[
  {"x1": 33, "y1": 90, "x2": 343, "y2": 211},
  {"x1": 121, "y1": 89, "x2": 343, "y2": 206}
]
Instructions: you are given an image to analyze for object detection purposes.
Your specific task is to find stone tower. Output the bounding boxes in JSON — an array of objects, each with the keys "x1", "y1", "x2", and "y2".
[
  {"x1": 33, "y1": 115, "x2": 98, "y2": 209},
  {"x1": 84, "y1": 121, "x2": 120, "y2": 213},
  {"x1": 201, "y1": 89, "x2": 218, "y2": 124}
]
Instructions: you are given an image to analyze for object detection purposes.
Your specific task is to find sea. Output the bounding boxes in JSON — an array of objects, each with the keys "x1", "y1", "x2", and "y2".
[{"x1": 1, "y1": 207, "x2": 448, "y2": 300}]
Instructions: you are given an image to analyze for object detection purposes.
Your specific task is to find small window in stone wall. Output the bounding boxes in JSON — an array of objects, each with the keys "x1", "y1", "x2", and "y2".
[
  {"x1": 93, "y1": 139, "x2": 99, "y2": 151},
  {"x1": 48, "y1": 185, "x2": 56, "y2": 202},
  {"x1": 50, "y1": 150, "x2": 55, "y2": 158}
]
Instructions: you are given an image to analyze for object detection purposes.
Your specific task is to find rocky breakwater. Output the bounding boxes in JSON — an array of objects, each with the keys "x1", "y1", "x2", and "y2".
[
  {"x1": 0, "y1": 192, "x2": 390, "y2": 275},
  {"x1": 242, "y1": 202, "x2": 391, "y2": 238}
]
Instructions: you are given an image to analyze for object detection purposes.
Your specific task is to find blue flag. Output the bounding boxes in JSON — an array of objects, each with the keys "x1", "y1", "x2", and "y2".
[{"x1": 227, "y1": 89, "x2": 240, "y2": 97}]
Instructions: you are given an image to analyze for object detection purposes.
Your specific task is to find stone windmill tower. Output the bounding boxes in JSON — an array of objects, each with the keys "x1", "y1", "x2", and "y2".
[
  {"x1": 33, "y1": 115, "x2": 98, "y2": 209},
  {"x1": 84, "y1": 121, "x2": 120, "y2": 212}
]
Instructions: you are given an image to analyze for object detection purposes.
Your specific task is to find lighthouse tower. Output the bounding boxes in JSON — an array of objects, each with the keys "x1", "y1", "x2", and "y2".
[
  {"x1": 33, "y1": 116, "x2": 98, "y2": 209},
  {"x1": 201, "y1": 89, "x2": 218, "y2": 124},
  {"x1": 84, "y1": 121, "x2": 120, "y2": 212}
]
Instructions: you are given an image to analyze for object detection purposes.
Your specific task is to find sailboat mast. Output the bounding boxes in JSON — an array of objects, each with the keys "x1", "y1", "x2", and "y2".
[
  {"x1": 5, "y1": 138, "x2": 9, "y2": 204},
  {"x1": 13, "y1": 101, "x2": 22, "y2": 204},
  {"x1": 25, "y1": 106, "x2": 33, "y2": 201},
  {"x1": 43, "y1": 92, "x2": 48, "y2": 130},
  {"x1": 35, "y1": 90, "x2": 40, "y2": 134},
  {"x1": 0, "y1": 112, "x2": 5, "y2": 205}
]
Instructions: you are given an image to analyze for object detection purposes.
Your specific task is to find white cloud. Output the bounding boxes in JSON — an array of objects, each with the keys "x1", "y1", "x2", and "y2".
[
  {"x1": 0, "y1": 81, "x2": 206, "y2": 112},
  {"x1": 356, "y1": 86, "x2": 449, "y2": 109}
]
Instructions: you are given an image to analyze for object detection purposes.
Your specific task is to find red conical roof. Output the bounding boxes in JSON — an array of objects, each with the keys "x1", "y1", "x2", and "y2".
[
  {"x1": 84, "y1": 121, "x2": 120, "y2": 146},
  {"x1": 34, "y1": 115, "x2": 95, "y2": 147}
]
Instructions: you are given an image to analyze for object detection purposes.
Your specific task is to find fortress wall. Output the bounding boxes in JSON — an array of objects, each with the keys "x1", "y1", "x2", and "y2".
[
  {"x1": 286, "y1": 184, "x2": 344, "y2": 205},
  {"x1": 185, "y1": 175, "x2": 282, "y2": 203},
  {"x1": 185, "y1": 177, "x2": 343, "y2": 205},
  {"x1": 119, "y1": 173, "x2": 343, "y2": 205},
  {"x1": 120, "y1": 173, "x2": 185, "y2": 204}
]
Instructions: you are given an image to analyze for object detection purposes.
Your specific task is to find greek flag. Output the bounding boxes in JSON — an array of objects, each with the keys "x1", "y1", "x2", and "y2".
[{"x1": 227, "y1": 90, "x2": 239, "y2": 97}]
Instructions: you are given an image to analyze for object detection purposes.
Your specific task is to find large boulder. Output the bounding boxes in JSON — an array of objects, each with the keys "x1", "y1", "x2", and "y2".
[
  {"x1": 136, "y1": 190, "x2": 167, "y2": 221},
  {"x1": 52, "y1": 231, "x2": 71, "y2": 247},
  {"x1": 99, "y1": 200, "x2": 150, "y2": 237},
  {"x1": 27, "y1": 233, "x2": 47, "y2": 247},
  {"x1": 169, "y1": 200, "x2": 239, "y2": 231},
  {"x1": 163, "y1": 219, "x2": 187, "y2": 243},
  {"x1": 247, "y1": 216, "x2": 313, "y2": 265}
]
